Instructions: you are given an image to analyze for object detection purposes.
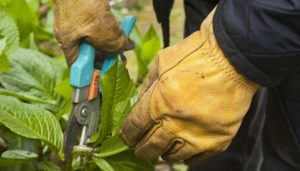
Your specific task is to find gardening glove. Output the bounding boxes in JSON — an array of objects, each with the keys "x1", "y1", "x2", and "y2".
[
  {"x1": 54, "y1": 0, "x2": 126, "y2": 66},
  {"x1": 121, "y1": 8, "x2": 260, "y2": 165}
]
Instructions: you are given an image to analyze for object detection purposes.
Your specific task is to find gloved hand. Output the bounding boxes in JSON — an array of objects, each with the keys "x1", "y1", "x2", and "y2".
[
  {"x1": 121, "y1": 9, "x2": 259, "y2": 164},
  {"x1": 54, "y1": 0, "x2": 126, "y2": 65}
]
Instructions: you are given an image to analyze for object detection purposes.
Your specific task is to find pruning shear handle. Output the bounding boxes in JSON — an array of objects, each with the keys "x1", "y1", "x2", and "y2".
[
  {"x1": 63, "y1": 16, "x2": 136, "y2": 162},
  {"x1": 70, "y1": 16, "x2": 136, "y2": 88}
]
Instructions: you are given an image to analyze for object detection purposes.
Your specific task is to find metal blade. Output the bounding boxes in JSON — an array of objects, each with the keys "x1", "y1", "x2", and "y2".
[
  {"x1": 85, "y1": 95, "x2": 101, "y2": 139},
  {"x1": 63, "y1": 106, "x2": 81, "y2": 163}
]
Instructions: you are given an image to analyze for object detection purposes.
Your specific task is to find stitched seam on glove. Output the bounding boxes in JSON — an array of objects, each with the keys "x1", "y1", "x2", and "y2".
[{"x1": 206, "y1": 22, "x2": 258, "y2": 92}]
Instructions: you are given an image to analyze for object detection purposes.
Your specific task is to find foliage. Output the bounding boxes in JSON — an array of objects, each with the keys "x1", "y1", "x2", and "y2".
[
  {"x1": 93, "y1": 150, "x2": 154, "y2": 171},
  {"x1": 0, "y1": 1, "x2": 158, "y2": 171},
  {"x1": 112, "y1": 9, "x2": 161, "y2": 83},
  {"x1": 136, "y1": 25, "x2": 161, "y2": 82},
  {"x1": 97, "y1": 59, "x2": 137, "y2": 142},
  {"x1": 0, "y1": 95, "x2": 63, "y2": 153},
  {"x1": 0, "y1": 48, "x2": 66, "y2": 114},
  {"x1": 1, "y1": 0, "x2": 52, "y2": 46},
  {"x1": 0, "y1": 9, "x2": 19, "y2": 72}
]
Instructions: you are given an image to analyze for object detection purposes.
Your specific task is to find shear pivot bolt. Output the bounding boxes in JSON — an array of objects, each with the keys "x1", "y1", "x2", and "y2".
[{"x1": 81, "y1": 107, "x2": 88, "y2": 117}]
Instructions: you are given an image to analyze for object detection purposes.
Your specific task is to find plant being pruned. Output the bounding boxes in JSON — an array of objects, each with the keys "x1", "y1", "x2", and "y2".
[{"x1": 0, "y1": 1, "x2": 157, "y2": 170}]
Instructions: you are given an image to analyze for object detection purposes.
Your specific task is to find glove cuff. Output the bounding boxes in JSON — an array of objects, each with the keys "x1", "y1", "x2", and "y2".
[{"x1": 202, "y1": 8, "x2": 260, "y2": 93}]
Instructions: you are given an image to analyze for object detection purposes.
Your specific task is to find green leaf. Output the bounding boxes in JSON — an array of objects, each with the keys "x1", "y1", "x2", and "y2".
[
  {"x1": 0, "y1": 55, "x2": 8, "y2": 75},
  {"x1": 173, "y1": 163, "x2": 188, "y2": 171},
  {"x1": 40, "y1": 10, "x2": 54, "y2": 35},
  {"x1": 0, "y1": 48, "x2": 67, "y2": 113},
  {"x1": 93, "y1": 157, "x2": 114, "y2": 171},
  {"x1": 24, "y1": 0, "x2": 39, "y2": 16},
  {"x1": 135, "y1": 47, "x2": 148, "y2": 83},
  {"x1": 34, "y1": 25, "x2": 53, "y2": 42},
  {"x1": 0, "y1": 130, "x2": 39, "y2": 168},
  {"x1": 37, "y1": 161, "x2": 61, "y2": 171},
  {"x1": 54, "y1": 78, "x2": 72, "y2": 119},
  {"x1": 0, "y1": 95, "x2": 63, "y2": 153},
  {"x1": 111, "y1": 9, "x2": 161, "y2": 82},
  {"x1": 54, "y1": 79, "x2": 72, "y2": 101},
  {"x1": 0, "y1": 9, "x2": 19, "y2": 55},
  {"x1": 94, "y1": 135, "x2": 128, "y2": 158},
  {"x1": 141, "y1": 25, "x2": 161, "y2": 65},
  {"x1": 93, "y1": 150, "x2": 155, "y2": 171},
  {"x1": 0, "y1": 149, "x2": 37, "y2": 167},
  {"x1": 1, "y1": 150, "x2": 38, "y2": 160},
  {"x1": 98, "y1": 59, "x2": 137, "y2": 142},
  {"x1": 1, "y1": 128, "x2": 39, "y2": 153},
  {"x1": 130, "y1": 26, "x2": 142, "y2": 48},
  {"x1": 0, "y1": 37, "x2": 6, "y2": 53},
  {"x1": 0, "y1": 38, "x2": 10, "y2": 72},
  {"x1": 111, "y1": 8, "x2": 148, "y2": 82},
  {"x1": 2, "y1": 0, "x2": 53, "y2": 47},
  {"x1": 112, "y1": 100, "x2": 135, "y2": 136},
  {"x1": 19, "y1": 32, "x2": 39, "y2": 51},
  {"x1": 2, "y1": 0, "x2": 38, "y2": 41},
  {"x1": 135, "y1": 25, "x2": 161, "y2": 82}
]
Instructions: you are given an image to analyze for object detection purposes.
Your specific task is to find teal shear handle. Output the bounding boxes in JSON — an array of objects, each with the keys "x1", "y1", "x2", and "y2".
[{"x1": 70, "y1": 16, "x2": 136, "y2": 88}]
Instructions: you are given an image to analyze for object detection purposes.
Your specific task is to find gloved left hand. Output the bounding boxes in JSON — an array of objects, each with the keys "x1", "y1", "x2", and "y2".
[
  {"x1": 121, "y1": 9, "x2": 259, "y2": 165},
  {"x1": 54, "y1": 0, "x2": 126, "y2": 66}
]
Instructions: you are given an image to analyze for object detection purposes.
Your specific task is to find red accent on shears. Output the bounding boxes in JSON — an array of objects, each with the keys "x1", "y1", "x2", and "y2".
[{"x1": 88, "y1": 71, "x2": 99, "y2": 100}]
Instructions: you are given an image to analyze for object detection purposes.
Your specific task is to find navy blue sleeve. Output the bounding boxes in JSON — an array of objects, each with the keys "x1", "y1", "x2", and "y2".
[{"x1": 213, "y1": 0, "x2": 300, "y2": 86}]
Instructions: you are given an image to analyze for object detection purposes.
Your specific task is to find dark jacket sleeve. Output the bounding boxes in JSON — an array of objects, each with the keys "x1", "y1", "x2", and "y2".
[{"x1": 213, "y1": 0, "x2": 300, "y2": 86}]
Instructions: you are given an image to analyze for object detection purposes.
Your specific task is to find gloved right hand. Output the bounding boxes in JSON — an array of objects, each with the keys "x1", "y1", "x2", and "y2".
[{"x1": 54, "y1": 0, "x2": 126, "y2": 66}]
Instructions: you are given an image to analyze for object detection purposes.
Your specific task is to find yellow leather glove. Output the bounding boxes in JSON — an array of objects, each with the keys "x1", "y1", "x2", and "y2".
[
  {"x1": 54, "y1": 0, "x2": 126, "y2": 65},
  {"x1": 121, "y1": 9, "x2": 260, "y2": 164}
]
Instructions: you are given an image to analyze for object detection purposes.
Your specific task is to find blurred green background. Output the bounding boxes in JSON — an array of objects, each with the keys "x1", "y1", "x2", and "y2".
[{"x1": 123, "y1": 0, "x2": 184, "y2": 82}]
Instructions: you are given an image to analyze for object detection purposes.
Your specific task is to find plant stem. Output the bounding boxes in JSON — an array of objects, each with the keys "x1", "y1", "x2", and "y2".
[{"x1": 73, "y1": 145, "x2": 99, "y2": 155}]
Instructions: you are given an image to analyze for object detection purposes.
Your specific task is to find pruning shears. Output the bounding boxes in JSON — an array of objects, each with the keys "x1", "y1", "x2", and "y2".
[{"x1": 63, "y1": 16, "x2": 136, "y2": 162}]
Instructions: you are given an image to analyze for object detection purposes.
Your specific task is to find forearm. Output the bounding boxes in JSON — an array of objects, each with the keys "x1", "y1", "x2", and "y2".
[{"x1": 213, "y1": 0, "x2": 300, "y2": 86}]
